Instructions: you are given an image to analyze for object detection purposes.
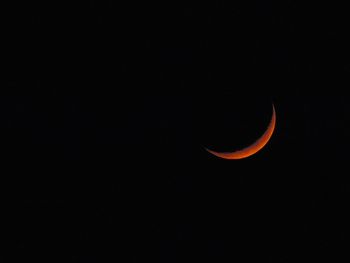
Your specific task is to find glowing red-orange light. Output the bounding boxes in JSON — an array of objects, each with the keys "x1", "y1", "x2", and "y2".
[{"x1": 206, "y1": 104, "x2": 276, "y2": 160}]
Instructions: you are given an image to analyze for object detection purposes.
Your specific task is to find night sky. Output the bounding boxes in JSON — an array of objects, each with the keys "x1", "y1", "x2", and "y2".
[{"x1": 3, "y1": 1, "x2": 350, "y2": 262}]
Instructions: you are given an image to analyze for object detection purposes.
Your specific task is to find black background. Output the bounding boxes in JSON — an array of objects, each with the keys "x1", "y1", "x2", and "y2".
[{"x1": 2, "y1": 1, "x2": 350, "y2": 262}]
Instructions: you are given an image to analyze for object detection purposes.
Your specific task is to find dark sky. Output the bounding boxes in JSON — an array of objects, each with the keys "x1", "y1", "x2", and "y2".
[{"x1": 2, "y1": 1, "x2": 350, "y2": 262}]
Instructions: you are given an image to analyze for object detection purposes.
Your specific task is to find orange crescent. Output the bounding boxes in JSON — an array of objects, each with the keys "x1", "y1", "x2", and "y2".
[{"x1": 206, "y1": 104, "x2": 276, "y2": 160}]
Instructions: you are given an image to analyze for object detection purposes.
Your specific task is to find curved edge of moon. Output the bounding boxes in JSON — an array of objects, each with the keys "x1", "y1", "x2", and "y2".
[{"x1": 205, "y1": 104, "x2": 276, "y2": 160}]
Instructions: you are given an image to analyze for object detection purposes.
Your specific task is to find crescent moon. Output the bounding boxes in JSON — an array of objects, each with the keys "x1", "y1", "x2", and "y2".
[{"x1": 206, "y1": 104, "x2": 276, "y2": 160}]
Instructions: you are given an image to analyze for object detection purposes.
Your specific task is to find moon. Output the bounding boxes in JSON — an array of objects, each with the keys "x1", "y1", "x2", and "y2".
[{"x1": 205, "y1": 104, "x2": 276, "y2": 160}]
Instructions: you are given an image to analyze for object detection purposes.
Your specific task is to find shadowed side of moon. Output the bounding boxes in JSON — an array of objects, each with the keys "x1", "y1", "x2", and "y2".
[{"x1": 205, "y1": 104, "x2": 276, "y2": 160}]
